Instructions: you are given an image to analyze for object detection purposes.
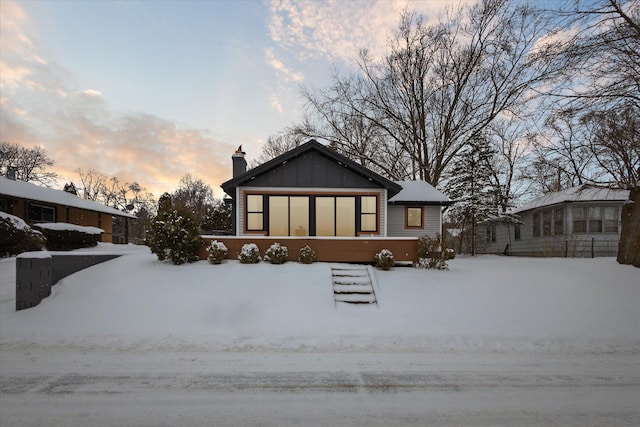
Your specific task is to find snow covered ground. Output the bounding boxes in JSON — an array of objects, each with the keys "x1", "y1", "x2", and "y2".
[{"x1": 1, "y1": 244, "x2": 639, "y2": 426}]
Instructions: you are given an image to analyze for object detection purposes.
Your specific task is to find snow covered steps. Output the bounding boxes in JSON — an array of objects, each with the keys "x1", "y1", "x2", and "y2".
[{"x1": 330, "y1": 264, "x2": 378, "y2": 306}]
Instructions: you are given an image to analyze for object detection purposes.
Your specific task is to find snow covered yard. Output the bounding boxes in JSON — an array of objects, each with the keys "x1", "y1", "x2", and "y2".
[{"x1": 1, "y1": 244, "x2": 639, "y2": 426}]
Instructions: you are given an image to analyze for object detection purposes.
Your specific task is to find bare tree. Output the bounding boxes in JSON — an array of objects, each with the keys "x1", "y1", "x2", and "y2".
[
  {"x1": 0, "y1": 142, "x2": 58, "y2": 185},
  {"x1": 300, "y1": 0, "x2": 562, "y2": 188},
  {"x1": 251, "y1": 132, "x2": 306, "y2": 167},
  {"x1": 171, "y1": 174, "x2": 216, "y2": 227},
  {"x1": 542, "y1": 0, "x2": 639, "y2": 110},
  {"x1": 582, "y1": 105, "x2": 640, "y2": 188},
  {"x1": 76, "y1": 168, "x2": 155, "y2": 214}
]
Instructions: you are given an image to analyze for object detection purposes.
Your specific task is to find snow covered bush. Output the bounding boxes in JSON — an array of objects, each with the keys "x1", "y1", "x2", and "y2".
[
  {"x1": 238, "y1": 243, "x2": 261, "y2": 264},
  {"x1": 417, "y1": 234, "x2": 449, "y2": 270},
  {"x1": 298, "y1": 245, "x2": 317, "y2": 264},
  {"x1": 206, "y1": 240, "x2": 228, "y2": 264},
  {"x1": 34, "y1": 223, "x2": 102, "y2": 251},
  {"x1": 0, "y1": 212, "x2": 45, "y2": 257},
  {"x1": 146, "y1": 193, "x2": 200, "y2": 265},
  {"x1": 374, "y1": 249, "x2": 395, "y2": 270},
  {"x1": 264, "y1": 242, "x2": 288, "y2": 264}
]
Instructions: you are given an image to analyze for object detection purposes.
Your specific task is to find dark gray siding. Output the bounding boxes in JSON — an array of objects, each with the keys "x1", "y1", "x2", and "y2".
[{"x1": 247, "y1": 151, "x2": 380, "y2": 189}]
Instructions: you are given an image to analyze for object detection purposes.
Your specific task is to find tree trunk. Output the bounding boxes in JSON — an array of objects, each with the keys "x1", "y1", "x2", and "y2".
[{"x1": 617, "y1": 186, "x2": 640, "y2": 267}]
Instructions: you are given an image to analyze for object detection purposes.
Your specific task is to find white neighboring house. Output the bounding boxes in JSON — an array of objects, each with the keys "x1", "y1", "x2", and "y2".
[{"x1": 477, "y1": 185, "x2": 630, "y2": 257}]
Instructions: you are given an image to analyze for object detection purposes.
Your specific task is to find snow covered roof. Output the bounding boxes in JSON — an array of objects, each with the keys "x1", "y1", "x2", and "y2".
[
  {"x1": 0, "y1": 177, "x2": 136, "y2": 218},
  {"x1": 388, "y1": 180, "x2": 452, "y2": 205},
  {"x1": 511, "y1": 185, "x2": 630, "y2": 214}
]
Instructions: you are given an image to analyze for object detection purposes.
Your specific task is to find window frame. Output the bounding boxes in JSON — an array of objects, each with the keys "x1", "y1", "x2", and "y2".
[
  {"x1": 28, "y1": 203, "x2": 56, "y2": 223},
  {"x1": 245, "y1": 194, "x2": 264, "y2": 232},
  {"x1": 405, "y1": 206, "x2": 424, "y2": 229},
  {"x1": 359, "y1": 195, "x2": 378, "y2": 233}
]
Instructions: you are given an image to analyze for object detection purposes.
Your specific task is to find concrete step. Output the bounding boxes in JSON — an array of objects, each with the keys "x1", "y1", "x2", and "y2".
[
  {"x1": 333, "y1": 284, "x2": 373, "y2": 294},
  {"x1": 334, "y1": 293, "x2": 377, "y2": 304}
]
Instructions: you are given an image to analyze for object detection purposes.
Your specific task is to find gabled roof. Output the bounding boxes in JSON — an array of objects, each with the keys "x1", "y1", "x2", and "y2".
[
  {"x1": 221, "y1": 139, "x2": 403, "y2": 197},
  {"x1": 511, "y1": 185, "x2": 630, "y2": 214},
  {"x1": 0, "y1": 177, "x2": 137, "y2": 218},
  {"x1": 389, "y1": 180, "x2": 452, "y2": 205}
]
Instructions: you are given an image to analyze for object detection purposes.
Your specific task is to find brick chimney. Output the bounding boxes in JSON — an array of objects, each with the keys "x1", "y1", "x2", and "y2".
[{"x1": 232, "y1": 145, "x2": 247, "y2": 178}]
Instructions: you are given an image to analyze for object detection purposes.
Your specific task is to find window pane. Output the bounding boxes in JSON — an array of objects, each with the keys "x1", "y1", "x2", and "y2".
[
  {"x1": 574, "y1": 220, "x2": 587, "y2": 233},
  {"x1": 361, "y1": 196, "x2": 377, "y2": 214},
  {"x1": 290, "y1": 197, "x2": 309, "y2": 236},
  {"x1": 604, "y1": 207, "x2": 618, "y2": 220},
  {"x1": 316, "y1": 197, "x2": 335, "y2": 236},
  {"x1": 573, "y1": 207, "x2": 586, "y2": 220},
  {"x1": 604, "y1": 206, "x2": 618, "y2": 232},
  {"x1": 407, "y1": 207, "x2": 422, "y2": 227},
  {"x1": 554, "y1": 208, "x2": 564, "y2": 235},
  {"x1": 269, "y1": 196, "x2": 289, "y2": 236},
  {"x1": 247, "y1": 195, "x2": 262, "y2": 212},
  {"x1": 589, "y1": 219, "x2": 602, "y2": 233},
  {"x1": 247, "y1": 213, "x2": 263, "y2": 230},
  {"x1": 589, "y1": 206, "x2": 601, "y2": 220},
  {"x1": 336, "y1": 197, "x2": 355, "y2": 236},
  {"x1": 361, "y1": 214, "x2": 376, "y2": 232},
  {"x1": 514, "y1": 224, "x2": 521, "y2": 240},
  {"x1": 533, "y1": 213, "x2": 540, "y2": 237},
  {"x1": 543, "y1": 211, "x2": 551, "y2": 236}
]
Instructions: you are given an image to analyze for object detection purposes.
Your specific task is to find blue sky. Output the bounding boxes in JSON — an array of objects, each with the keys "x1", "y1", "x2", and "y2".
[{"x1": 1, "y1": 0, "x2": 478, "y2": 197}]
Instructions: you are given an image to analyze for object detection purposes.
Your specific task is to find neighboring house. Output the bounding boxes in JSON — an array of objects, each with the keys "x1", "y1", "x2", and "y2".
[
  {"x1": 0, "y1": 176, "x2": 136, "y2": 243},
  {"x1": 206, "y1": 140, "x2": 452, "y2": 262},
  {"x1": 477, "y1": 185, "x2": 630, "y2": 257}
]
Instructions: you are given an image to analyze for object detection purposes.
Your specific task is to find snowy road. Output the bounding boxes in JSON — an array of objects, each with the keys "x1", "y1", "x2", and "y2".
[{"x1": 1, "y1": 348, "x2": 638, "y2": 426}]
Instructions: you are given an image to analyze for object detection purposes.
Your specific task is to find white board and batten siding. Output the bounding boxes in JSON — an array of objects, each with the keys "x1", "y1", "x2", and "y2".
[{"x1": 387, "y1": 205, "x2": 441, "y2": 238}]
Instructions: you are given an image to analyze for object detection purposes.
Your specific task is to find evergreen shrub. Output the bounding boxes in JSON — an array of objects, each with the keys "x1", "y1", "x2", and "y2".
[
  {"x1": 146, "y1": 193, "x2": 200, "y2": 265},
  {"x1": 206, "y1": 240, "x2": 228, "y2": 264},
  {"x1": 417, "y1": 233, "x2": 449, "y2": 270},
  {"x1": 238, "y1": 243, "x2": 261, "y2": 264},
  {"x1": 298, "y1": 245, "x2": 317, "y2": 264},
  {"x1": 374, "y1": 249, "x2": 395, "y2": 270},
  {"x1": 0, "y1": 213, "x2": 45, "y2": 257},
  {"x1": 264, "y1": 242, "x2": 288, "y2": 264},
  {"x1": 35, "y1": 227, "x2": 101, "y2": 251}
]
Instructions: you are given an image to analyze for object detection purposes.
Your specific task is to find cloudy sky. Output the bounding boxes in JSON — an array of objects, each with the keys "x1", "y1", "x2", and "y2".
[{"x1": 1, "y1": 0, "x2": 474, "y2": 198}]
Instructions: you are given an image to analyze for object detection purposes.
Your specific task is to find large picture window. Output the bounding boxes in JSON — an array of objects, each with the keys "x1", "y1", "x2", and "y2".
[{"x1": 244, "y1": 193, "x2": 379, "y2": 237}]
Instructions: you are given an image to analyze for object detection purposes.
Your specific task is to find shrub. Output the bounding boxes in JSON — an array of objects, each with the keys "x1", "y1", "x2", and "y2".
[
  {"x1": 264, "y1": 242, "x2": 288, "y2": 264},
  {"x1": 34, "y1": 223, "x2": 102, "y2": 251},
  {"x1": 374, "y1": 249, "x2": 395, "y2": 270},
  {"x1": 298, "y1": 245, "x2": 317, "y2": 264},
  {"x1": 206, "y1": 240, "x2": 228, "y2": 264},
  {"x1": 146, "y1": 193, "x2": 201, "y2": 265},
  {"x1": 0, "y1": 213, "x2": 45, "y2": 257},
  {"x1": 238, "y1": 243, "x2": 261, "y2": 264},
  {"x1": 417, "y1": 233, "x2": 449, "y2": 270}
]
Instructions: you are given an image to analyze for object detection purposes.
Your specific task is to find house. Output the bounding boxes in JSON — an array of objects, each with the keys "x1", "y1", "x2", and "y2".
[
  {"x1": 476, "y1": 185, "x2": 630, "y2": 257},
  {"x1": 0, "y1": 176, "x2": 136, "y2": 243},
  {"x1": 201, "y1": 140, "x2": 452, "y2": 262}
]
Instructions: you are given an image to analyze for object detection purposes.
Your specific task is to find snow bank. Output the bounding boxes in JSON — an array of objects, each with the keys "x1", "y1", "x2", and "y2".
[
  {"x1": 34, "y1": 222, "x2": 104, "y2": 234},
  {"x1": 0, "y1": 211, "x2": 31, "y2": 231},
  {"x1": 1, "y1": 245, "x2": 638, "y2": 354}
]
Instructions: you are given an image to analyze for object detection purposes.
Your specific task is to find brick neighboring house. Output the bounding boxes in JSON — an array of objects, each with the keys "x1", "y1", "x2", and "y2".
[
  {"x1": 1, "y1": 176, "x2": 136, "y2": 243},
  {"x1": 476, "y1": 185, "x2": 630, "y2": 257},
  {"x1": 201, "y1": 140, "x2": 452, "y2": 262}
]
